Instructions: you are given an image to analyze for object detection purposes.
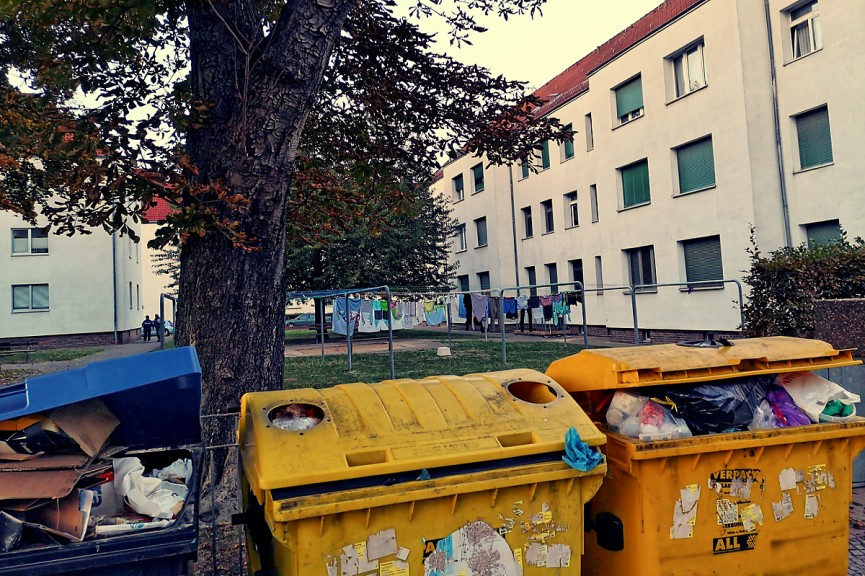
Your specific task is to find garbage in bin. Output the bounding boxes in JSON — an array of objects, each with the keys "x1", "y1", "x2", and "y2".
[
  {"x1": 0, "y1": 346, "x2": 202, "y2": 576},
  {"x1": 546, "y1": 336, "x2": 865, "y2": 576},
  {"x1": 239, "y1": 369, "x2": 607, "y2": 575}
]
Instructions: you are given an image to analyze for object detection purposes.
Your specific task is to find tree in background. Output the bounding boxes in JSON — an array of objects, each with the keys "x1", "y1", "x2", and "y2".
[
  {"x1": 742, "y1": 229, "x2": 865, "y2": 337},
  {"x1": 285, "y1": 182, "x2": 457, "y2": 292},
  {"x1": 152, "y1": 244, "x2": 180, "y2": 298},
  {"x1": 0, "y1": 0, "x2": 569, "y2": 433}
]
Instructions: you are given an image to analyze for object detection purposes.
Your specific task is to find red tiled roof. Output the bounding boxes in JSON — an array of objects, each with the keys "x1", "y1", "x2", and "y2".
[
  {"x1": 141, "y1": 197, "x2": 172, "y2": 223},
  {"x1": 532, "y1": 0, "x2": 707, "y2": 117}
]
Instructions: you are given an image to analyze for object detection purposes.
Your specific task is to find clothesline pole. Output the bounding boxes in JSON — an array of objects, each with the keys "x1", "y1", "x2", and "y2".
[
  {"x1": 499, "y1": 289, "x2": 507, "y2": 364},
  {"x1": 577, "y1": 281, "x2": 589, "y2": 348},
  {"x1": 319, "y1": 298, "x2": 326, "y2": 361},
  {"x1": 345, "y1": 293, "x2": 352, "y2": 371},
  {"x1": 385, "y1": 286, "x2": 395, "y2": 379},
  {"x1": 446, "y1": 301, "x2": 453, "y2": 351}
]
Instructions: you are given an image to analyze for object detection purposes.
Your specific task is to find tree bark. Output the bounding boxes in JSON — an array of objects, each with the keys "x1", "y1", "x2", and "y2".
[{"x1": 176, "y1": 0, "x2": 355, "y2": 454}]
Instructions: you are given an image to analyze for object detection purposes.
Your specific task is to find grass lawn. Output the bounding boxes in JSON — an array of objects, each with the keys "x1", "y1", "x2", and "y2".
[
  {"x1": 284, "y1": 339, "x2": 584, "y2": 389},
  {"x1": 1, "y1": 347, "x2": 104, "y2": 364}
]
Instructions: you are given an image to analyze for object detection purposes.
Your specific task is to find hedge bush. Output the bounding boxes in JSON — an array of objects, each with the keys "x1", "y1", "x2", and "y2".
[{"x1": 742, "y1": 230, "x2": 865, "y2": 337}]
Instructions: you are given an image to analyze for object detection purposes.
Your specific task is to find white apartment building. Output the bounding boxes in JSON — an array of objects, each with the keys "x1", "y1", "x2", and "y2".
[
  {"x1": 1, "y1": 211, "x2": 144, "y2": 346},
  {"x1": 434, "y1": 0, "x2": 865, "y2": 341}
]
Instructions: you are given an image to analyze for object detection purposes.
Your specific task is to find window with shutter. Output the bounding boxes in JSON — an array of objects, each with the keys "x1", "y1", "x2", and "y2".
[
  {"x1": 682, "y1": 236, "x2": 723, "y2": 288},
  {"x1": 805, "y1": 220, "x2": 841, "y2": 248},
  {"x1": 562, "y1": 124, "x2": 574, "y2": 160},
  {"x1": 615, "y1": 76, "x2": 644, "y2": 124},
  {"x1": 626, "y1": 246, "x2": 656, "y2": 292},
  {"x1": 620, "y1": 160, "x2": 650, "y2": 208},
  {"x1": 540, "y1": 140, "x2": 551, "y2": 169},
  {"x1": 471, "y1": 163, "x2": 484, "y2": 193},
  {"x1": 474, "y1": 217, "x2": 488, "y2": 247},
  {"x1": 796, "y1": 106, "x2": 833, "y2": 169},
  {"x1": 677, "y1": 137, "x2": 716, "y2": 194}
]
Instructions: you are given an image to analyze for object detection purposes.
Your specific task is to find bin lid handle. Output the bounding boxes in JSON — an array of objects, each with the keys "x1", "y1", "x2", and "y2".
[{"x1": 676, "y1": 333, "x2": 733, "y2": 348}]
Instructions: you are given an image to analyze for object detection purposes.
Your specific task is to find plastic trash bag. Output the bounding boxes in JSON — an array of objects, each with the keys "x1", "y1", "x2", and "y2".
[
  {"x1": 777, "y1": 372, "x2": 860, "y2": 423},
  {"x1": 749, "y1": 399, "x2": 781, "y2": 430},
  {"x1": 766, "y1": 384, "x2": 811, "y2": 427},
  {"x1": 606, "y1": 391, "x2": 692, "y2": 441},
  {"x1": 562, "y1": 427, "x2": 603, "y2": 471},
  {"x1": 656, "y1": 377, "x2": 771, "y2": 435}
]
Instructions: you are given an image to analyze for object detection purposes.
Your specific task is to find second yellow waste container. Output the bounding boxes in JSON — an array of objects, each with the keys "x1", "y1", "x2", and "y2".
[
  {"x1": 547, "y1": 336, "x2": 865, "y2": 576},
  {"x1": 238, "y1": 369, "x2": 606, "y2": 575}
]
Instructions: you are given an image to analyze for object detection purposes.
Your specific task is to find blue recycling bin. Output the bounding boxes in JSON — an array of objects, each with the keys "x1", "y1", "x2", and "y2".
[{"x1": 0, "y1": 347, "x2": 203, "y2": 575}]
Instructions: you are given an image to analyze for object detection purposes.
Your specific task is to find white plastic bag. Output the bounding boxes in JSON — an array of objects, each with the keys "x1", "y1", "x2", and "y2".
[
  {"x1": 113, "y1": 457, "x2": 186, "y2": 519},
  {"x1": 606, "y1": 391, "x2": 692, "y2": 441},
  {"x1": 777, "y1": 372, "x2": 860, "y2": 423}
]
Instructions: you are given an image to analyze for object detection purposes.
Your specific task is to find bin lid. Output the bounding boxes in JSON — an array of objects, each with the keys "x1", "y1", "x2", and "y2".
[
  {"x1": 0, "y1": 347, "x2": 202, "y2": 449},
  {"x1": 547, "y1": 336, "x2": 861, "y2": 392},
  {"x1": 239, "y1": 369, "x2": 604, "y2": 491}
]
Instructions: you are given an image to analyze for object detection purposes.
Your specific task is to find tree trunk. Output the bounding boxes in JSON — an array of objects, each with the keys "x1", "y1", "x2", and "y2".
[{"x1": 176, "y1": 0, "x2": 355, "y2": 457}]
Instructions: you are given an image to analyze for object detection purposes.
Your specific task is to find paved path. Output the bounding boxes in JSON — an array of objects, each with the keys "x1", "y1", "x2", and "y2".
[{"x1": 0, "y1": 339, "x2": 167, "y2": 377}]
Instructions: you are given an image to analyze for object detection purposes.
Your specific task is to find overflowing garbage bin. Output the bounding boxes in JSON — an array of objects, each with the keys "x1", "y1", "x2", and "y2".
[
  {"x1": 546, "y1": 336, "x2": 865, "y2": 576},
  {"x1": 0, "y1": 347, "x2": 203, "y2": 575},
  {"x1": 239, "y1": 369, "x2": 606, "y2": 575}
]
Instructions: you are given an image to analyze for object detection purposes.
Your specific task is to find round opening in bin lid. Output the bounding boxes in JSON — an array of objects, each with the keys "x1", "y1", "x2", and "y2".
[
  {"x1": 268, "y1": 403, "x2": 325, "y2": 432},
  {"x1": 505, "y1": 380, "x2": 560, "y2": 405}
]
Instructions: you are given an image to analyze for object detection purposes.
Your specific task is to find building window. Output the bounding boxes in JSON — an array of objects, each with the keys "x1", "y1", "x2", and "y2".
[
  {"x1": 520, "y1": 158, "x2": 530, "y2": 179},
  {"x1": 789, "y1": 1, "x2": 822, "y2": 60},
  {"x1": 136, "y1": 284, "x2": 140, "y2": 310},
  {"x1": 626, "y1": 246, "x2": 656, "y2": 291},
  {"x1": 455, "y1": 223, "x2": 467, "y2": 251},
  {"x1": 12, "y1": 284, "x2": 49, "y2": 312},
  {"x1": 129, "y1": 281, "x2": 133, "y2": 309},
  {"x1": 11, "y1": 228, "x2": 48, "y2": 255},
  {"x1": 522, "y1": 207, "x2": 533, "y2": 238},
  {"x1": 541, "y1": 200, "x2": 554, "y2": 233},
  {"x1": 585, "y1": 113, "x2": 594, "y2": 151},
  {"x1": 590, "y1": 184, "x2": 599, "y2": 223},
  {"x1": 682, "y1": 236, "x2": 724, "y2": 288},
  {"x1": 594, "y1": 256, "x2": 604, "y2": 295},
  {"x1": 676, "y1": 136, "x2": 716, "y2": 194},
  {"x1": 546, "y1": 263, "x2": 558, "y2": 287},
  {"x1": 564, "y1": 191, "x2": 579, "y2": 228},
  {"x1": 471, "y1": 163, "x2": 485, "y2": 193},
  {"x1": 452, "y1": 174, "x2": 464, "y2": 202},
  {"x1": 526, "y1": 266, "x2": 537, "y2": 296},
  {"x1": 570, "y1": 259, "x2": 584, "y2": 294},
  {"x1": 805, "y1": 219, "x2": 841, "y2": 247},
  {"x1": 474, "y1": 217, "x2": 488, "y2": 247},
  {"x1": 562, "y1": 124, "x2": 575, "y2": 161},
  {"x1": 614, "y1": 75, "x2": 643, "y2": 125},
  {"x1": 670, "y1": 41, "x2": 706, "y2": 99},
  {"x1": 795, "y1": 106, "x2": 833, "y2": 170},
  {"x1": 477, "y1": 271, "x2": 491, "y2": 291},
  {"x1": 539, "y1": 140, "x2": 551, "y2": 170},
  {"x1": 457, "y1": 275, "x2": 470, "y2": 292},
  {"x1": 620, "y1": 159, "x2": 650, "y2": 208}
]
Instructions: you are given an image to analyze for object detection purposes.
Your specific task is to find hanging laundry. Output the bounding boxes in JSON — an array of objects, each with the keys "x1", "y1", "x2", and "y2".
[
  {"x1": 470, "y1": 293, "x2": 489, "y2": 323},
  {"x1": 503, "y1": 297, "x2": 517, "y2": 319},
  {"x1": 531, "y1": 306, "x2": 545, "y2": 323},
  {"x1": 539, "y1": 295, "x2": 553, "y2": 307},
  {"x1": 359, "y1": 300, "x2": 377, "y2": 333},
  {"x1": 552, "y1": 294, "x2": 570, "y2": 325},
  {"x1": 333, "y1": 297, "x2": 362, "y2": 336},
  {"x1": 390, "y1": 301, "x2": 406, "y2": 330},
  {"x1": 424, "y1": 300, "x2": 447, "y2": 326},
  {"x1": 374, "y1": 300, "x2": 391, "y2": 331},
  {"x1": 515, "y1": 295, "x2": 529, "y2": 311},
  {"x1": 543, "y1": 303, "x2": 554, "y2": 321},
  {"x1": 457, "y1": 294, "x2": 467, "y2": 319},
  {"x1": 528, "y1": 295, "x2": 541, "y2": 310}
]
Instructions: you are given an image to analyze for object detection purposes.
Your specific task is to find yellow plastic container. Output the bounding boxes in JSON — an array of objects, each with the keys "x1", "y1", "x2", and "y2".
[
  {"x1": 546, "y1": 336, "x2": 865, "y2": 576},
  {"x1": 239, "y1": 369, "x2": 607, "y2": 575}
]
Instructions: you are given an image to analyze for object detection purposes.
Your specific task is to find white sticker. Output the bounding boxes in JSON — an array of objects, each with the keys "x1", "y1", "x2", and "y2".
[
  {"x1": 805, "y1": 494, "x2": 819, "y2": 519},
  {"x1": 772, "y1": 492, "x2": 794, "y2": 522}
]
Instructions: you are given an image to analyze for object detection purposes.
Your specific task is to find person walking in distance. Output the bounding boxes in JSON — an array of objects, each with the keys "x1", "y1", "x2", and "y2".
[
  {"x1": 141, "y1": 315, "x2": 154, "y2": 342},
  {"x1": 154, "y1": 314, "x2": 163, "y2": 340}
]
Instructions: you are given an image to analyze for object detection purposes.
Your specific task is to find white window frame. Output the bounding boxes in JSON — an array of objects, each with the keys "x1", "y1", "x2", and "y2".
[
  {"x1": 522, "y1": 207, "x2": 533, "y2": 239},
  {"x1": 590, "y1": 184, "x2": 599, "y2": 223},
  {"x1": 11, "y1": 228, "x2": 49, "y2": 256},
  {"x1": 452, "y1": 174, "x2": 465, "y2": 203},
  {"x1": 584, "y1": 113, "x2": 594, "y2": 151},
  {"x1": 594, "y1": 256, "x2": 604, "y2": 296},
  {"x1": 474, "y1": 217, "x2": 488, "y2": 248},
  {"x1": 625, "y1": 245, "x2": 657, "y2": 293},
  {"x1": 564, "y1": 191, "x2": 579, "y2": 228},
  {"x1": 12, "y1": 283, "x2": 50, "y2": 312},
  {"x1": 561, "y1": 123, "x2": 575, "y2": 162},
  {"x1": 668, "y1": 40, "x2": 707, "y2": 100},
  {"x1": 541, "y1": 200, "x2": 554, "y2": 234},
  {"x1": 788, "y1": 1, "x2": 822, "y2": 61},
  {"x1": 471, "y1": 163, "x2": 485, "y2": 194},
  {"x1": 455, "y1": 224, "x2": 467, "y2": 252}
]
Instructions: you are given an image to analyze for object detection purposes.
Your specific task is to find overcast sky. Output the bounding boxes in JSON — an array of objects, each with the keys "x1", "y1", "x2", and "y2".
[{"x1": 432, "y1": 0, "x2": 663, "y2": 91}]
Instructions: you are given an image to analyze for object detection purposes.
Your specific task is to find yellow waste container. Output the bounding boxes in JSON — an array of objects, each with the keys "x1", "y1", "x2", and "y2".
[
  {"x1": 238, "y1": 369, "x2": 606, "y2": 575},
  {"x1": 546, "y1": 336, "x2": 865, "y2": 576}
]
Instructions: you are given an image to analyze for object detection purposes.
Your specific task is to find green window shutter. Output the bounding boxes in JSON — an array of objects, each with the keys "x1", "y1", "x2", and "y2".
[
  {"x1": 683, "y1": 237, "x2": 723, "y2": 286},
  {"x1": 472, "y1": 164, "x2": 484, "y2": 192},
  {"x1": 563, "y1": 124, "x2": 574, "y2": 159},
  {"x1": 797, "y1": 107, "x2": 833, "y2": 169},
  {"x1": 616, "y1": 77, "x2": 643, "y2": 118},
  {"x1": 806, "y1": 220, "x2": 841, "y2": 247},
  {"x1": 678, "y1": 137, "x2": 716, "y2": 193},
  {"x1": 521, "y1": 159, "x2": 529, "y2": 179},
  {"x1": 541, "y1": 140, "x2": 550, "y2": 169},
  {"x1": 622, "y1": 160, "x2": 650, "y2": 208}
]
